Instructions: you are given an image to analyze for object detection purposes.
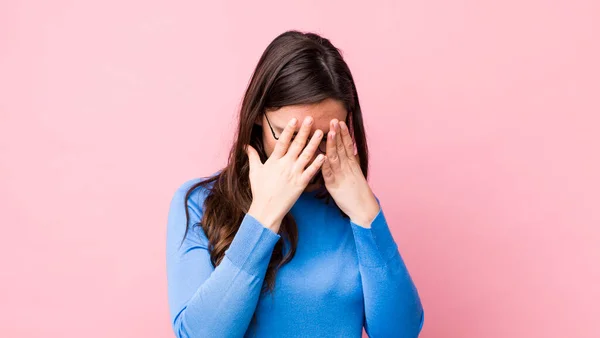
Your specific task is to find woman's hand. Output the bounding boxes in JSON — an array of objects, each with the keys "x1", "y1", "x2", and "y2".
[
  {"x1": 322, "y1": 119, "x2": 380, "y2": 228},
  {"x1": 245, "y1": 116, "x2": 326, "y2": 233}
]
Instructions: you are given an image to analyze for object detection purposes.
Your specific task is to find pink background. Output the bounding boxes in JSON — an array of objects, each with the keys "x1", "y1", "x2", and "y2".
[{"x1": 1, "y1": 1, "x2": 599, "y2": 337}]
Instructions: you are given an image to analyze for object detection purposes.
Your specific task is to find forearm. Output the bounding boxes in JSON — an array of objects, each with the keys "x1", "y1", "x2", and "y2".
[
  {"x1": 168, "y1": 213, "x2": 280, "y2": 338},
  {"x1": 248, "y1": 201, "x2": 283, "y2": 233},
  {"x1": 350, "y1": 208, "x2": 424, "y2": 337},
  {"x1": 356, "y1": 252, "x2": 424, "y2": 337}
]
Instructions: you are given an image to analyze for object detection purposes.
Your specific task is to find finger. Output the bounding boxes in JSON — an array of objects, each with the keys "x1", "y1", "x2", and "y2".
[
  {"x1": 321, "y1": 156, "x2": 334, "y2": 183},
  {"x1": 294, "y1": 129, "x2": 323, "y2": 172},
  {"x1": 271, "y1": 117, "x2": 298, "y2": 158},
  {"x1": 245, "y1": 144, "x2": 262, "y2": 173},
  {"x1": 326, "y1": 120, "x2": 341, "y2": 172},
  {"x1": 339, "y1": 121, "x2": 357, "y2": 161},
  {"x1": 334, "y1": 120, "x2": 347, "y2": 163},
  {"x1": 286, "y1": 116, "x2": 313, "y2": 159},
  {"x1": 301, "y1": 154, "x2": 326, "y2": 183}
]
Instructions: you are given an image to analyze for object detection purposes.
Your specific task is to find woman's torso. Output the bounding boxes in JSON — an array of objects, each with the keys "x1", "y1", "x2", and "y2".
[{"x1": 245, "y1": 191, "x2": 365, "y2": 337}]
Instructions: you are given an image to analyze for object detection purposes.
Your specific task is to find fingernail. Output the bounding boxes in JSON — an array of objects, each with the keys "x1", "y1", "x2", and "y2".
[
  {"x1": 330, "y1": 131, "x2": 336, "y2": 139},
  {"x1": 289, "y1": 118, "x2": 297, "y2": 126},
  {"x1": 304, "y1": 117, "x2": 313, "y2": 125}
]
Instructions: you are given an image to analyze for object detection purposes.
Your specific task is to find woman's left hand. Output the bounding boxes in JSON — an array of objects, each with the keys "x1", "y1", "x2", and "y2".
[{"x1": 321, "y1": 119, "x2": 381, "y2": 228}]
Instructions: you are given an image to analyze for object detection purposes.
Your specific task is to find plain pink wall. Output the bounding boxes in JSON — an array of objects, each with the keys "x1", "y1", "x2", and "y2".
[{"x1": 1, "y1": 1, "x2": 598, "y2": 337}]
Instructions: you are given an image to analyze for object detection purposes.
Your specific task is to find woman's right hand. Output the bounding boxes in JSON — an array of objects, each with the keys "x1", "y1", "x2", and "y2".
[{"x1": 245, "y1": 116, "x2": 326, "y2": 233}]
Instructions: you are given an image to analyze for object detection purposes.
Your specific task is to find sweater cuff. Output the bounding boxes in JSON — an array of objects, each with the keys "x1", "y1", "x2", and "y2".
[
  {"x1": 350, "y1": 206, "x2": 399, "y2": 267},
  {"x1": 224, "y1": 213, "x2": 281, "y2": 276}
]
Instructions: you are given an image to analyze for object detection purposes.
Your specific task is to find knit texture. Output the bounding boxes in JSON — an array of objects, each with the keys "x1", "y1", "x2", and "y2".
[{"x1": 166, "y1": 177, "x2": 424, "y2": 337}]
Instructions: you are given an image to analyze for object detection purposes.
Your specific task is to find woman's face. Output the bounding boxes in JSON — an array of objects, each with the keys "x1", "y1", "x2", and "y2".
[{"x1": 257, "y1": 98, "x2": 348, "y2": 191}]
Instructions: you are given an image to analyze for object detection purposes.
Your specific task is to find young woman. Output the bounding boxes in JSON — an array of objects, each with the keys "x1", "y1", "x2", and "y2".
[{"x1": 166, "y1": 30, "x2": 424, "y2": 337}]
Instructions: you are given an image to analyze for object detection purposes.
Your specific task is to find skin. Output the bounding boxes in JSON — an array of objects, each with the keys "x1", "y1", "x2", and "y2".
[
  {"x1": 248, "y1": 98, "x2": 381, "y2": 229},
  {"x1": 257, "y1": 99, "x2": 344, "y2": 191}
]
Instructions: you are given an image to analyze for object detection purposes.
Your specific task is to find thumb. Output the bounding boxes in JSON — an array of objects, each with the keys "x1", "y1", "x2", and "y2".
[{"x1": 245, "y1": 144, "x2": 261, "y2": 171}]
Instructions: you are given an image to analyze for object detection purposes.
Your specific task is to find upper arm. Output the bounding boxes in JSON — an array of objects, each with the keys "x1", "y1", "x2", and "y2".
[{"x1": 166, "y1": 179, "x2": 213, "y2": 327}]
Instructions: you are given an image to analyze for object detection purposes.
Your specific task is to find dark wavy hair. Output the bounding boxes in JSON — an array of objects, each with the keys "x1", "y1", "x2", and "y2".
[{"x1": 182, "y1": 30, "x2": 370, "y2": 295}]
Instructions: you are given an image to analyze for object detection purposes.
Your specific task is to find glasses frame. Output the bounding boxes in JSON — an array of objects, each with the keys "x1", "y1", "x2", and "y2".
[{"x1": 264, "y1": 112, "x2": 351, "y2": 155}]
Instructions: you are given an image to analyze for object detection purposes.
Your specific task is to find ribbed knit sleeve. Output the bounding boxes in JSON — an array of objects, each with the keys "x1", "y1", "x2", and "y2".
[
  {"x1": 166, "y1": 179, "x2": 281, "y2": 338},
  {"x1": 350, "y1": 197, "x2": 424, "y2": 337}
]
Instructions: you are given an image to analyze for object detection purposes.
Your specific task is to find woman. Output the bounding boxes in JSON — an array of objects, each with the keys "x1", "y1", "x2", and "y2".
[{"x1": 166, "y1": 30, "x2": 424, "y2": 337}]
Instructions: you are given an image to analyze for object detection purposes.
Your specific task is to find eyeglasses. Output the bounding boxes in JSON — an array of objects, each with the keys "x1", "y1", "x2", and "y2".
[{"x1": 265, "y1": 113, "x2": 332, "y2": 154}]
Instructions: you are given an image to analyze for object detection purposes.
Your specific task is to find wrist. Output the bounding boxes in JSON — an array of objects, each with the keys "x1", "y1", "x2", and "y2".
[
  {"x1": 248, "y1": 202, "x2": 281, "y2": 232},
  {"x1": 350, "y1": 199, "x2": 380, "y2": 228}
]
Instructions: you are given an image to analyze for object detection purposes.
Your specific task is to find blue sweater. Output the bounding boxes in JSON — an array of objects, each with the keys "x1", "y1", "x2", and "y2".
[{"x1": 166, "y1": 177, "x2": 424, "y2": 337}]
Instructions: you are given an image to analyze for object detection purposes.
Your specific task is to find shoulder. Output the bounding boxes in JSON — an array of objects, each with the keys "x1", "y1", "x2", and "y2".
[
  {"x1": 172, "y1": 177, "x2": 210, "y2": 208},
  {"x1": 170, "y1": 171, "x2": 220, "y2": 215},
  {"x1": 166, "y1": 171, "x2": 220, "y2": 248}
]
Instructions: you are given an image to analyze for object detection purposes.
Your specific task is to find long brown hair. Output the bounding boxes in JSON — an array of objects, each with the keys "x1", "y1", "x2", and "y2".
[{"x1": 182, "y1": 30, "x2": 370, "y2": 294}]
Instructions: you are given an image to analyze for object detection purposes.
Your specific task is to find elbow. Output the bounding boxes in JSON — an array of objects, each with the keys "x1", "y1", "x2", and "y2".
[
  {"x1": 415, "y1": 309, "x2": 424, "y2": 337},
  {"x1": 366, "y1": 307, "x2": 424, "y2": 338},
  {"x1": 171, "y1": 308, "x2": 190, "y2": 338},
  {"x1": 365, "y1": 314, "x2": 424, "y2": 338},
  {"x1": 172, "y1": 306, "x2": 217, "y2": 338},
  {"x1": 409, "y1": 300, "x2": 425, "y2": 337},
  {"x1": 173, "y1": 328, "x2": 187, "y2": 338}
]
